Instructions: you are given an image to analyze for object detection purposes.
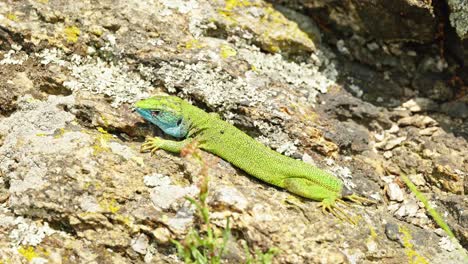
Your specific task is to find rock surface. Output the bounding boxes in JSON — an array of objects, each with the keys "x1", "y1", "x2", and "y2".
[{"x1": 0, "y1": 0, "x2": 467, "y2": 263}]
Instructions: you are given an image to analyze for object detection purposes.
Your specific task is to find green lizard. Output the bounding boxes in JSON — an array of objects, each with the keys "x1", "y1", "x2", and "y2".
[
  {"x1": 134, "y1": 96, "x2": 458, "y2": 239},
  {"x1": 135, "y1": 95, "x2": 373, "y2": 222}
]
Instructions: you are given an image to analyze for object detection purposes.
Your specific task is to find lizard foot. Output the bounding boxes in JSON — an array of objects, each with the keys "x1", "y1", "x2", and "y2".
[
  {"x1": 318, "y1": 198, "x2": 357, "y2": 225},
  {"x1": 141, "y1": 137, "x2": 163, "y2": 155},
  {"x1": 343, "y1": 194, "x2": 376, "y2": 205}
]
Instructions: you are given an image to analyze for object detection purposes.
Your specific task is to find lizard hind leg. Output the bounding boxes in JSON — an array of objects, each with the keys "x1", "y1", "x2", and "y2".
[{"x1": 283, "y1": 178, "x2": 356, "y2": 224}]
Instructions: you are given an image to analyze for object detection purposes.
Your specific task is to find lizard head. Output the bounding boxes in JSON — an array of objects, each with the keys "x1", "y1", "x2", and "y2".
[{"x1": 135, "y1": 96, "x2": 189, "y2": 138}]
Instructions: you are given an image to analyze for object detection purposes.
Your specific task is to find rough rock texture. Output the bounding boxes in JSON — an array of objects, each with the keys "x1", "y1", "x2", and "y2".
[
  {"x1": 448, "y1": 0, "x2": 468, "y2": 39},
  {"x1": 0, "y1": 0, "x2": 467, "y2": 263}
]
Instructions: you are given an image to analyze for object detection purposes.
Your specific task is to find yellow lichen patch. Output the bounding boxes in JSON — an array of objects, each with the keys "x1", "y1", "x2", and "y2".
[
  {"x1": 259, "y1": 6, "x2": 315, "y2": 53},
  {"x1": 216, "y1": 0, "x2": 315, "y2": 54},
  {"x1": 36, "y1": 0, "x2": 49, "y2": 3},
  {"x1": 180, "y1": 39, "x2": 205, "y2": 50},
  {"x1": 53, "y1": 128, "x2": 67, "y2": 138},
  {"x1": 220, "y1": 44, "x2": 237, "y2": 59},
  {"x1": 17, "y1": 246, "x2": 48, "y2": 262},
  {"x1": 218, "y1": 0, "x2": 256, "y2": 25},
  {"x1": 99, "y1": 114, "x2": 110, "y2": 127},
  {"x1": 369, "y1": 225, "x2": 378, "y2": 239},
  {"x1": 366, "y1": 225, "x2": 378, "y2": 242},
  {"x1": 35, "y1": 133, "x2": 48, "y2": 137},
  {"x1": 64, "y1": 26, "x2": 80, "y2": 43},
  {"x1": 99, "y1": 198, "x2": 121, "y2": 214},
  {"x1": 25, "y1": 97, "x2": 39, "y2": 103},
  {"x1": 115, "y1": 214, "x2": 134, "y2": 229},
  {"x1": 0, "y1": 258, "x2": 11, "y2": 264},
  {"x1": 92, "y1": 127, "x2": 114, "y2": 154},
  {"x1": 83, "y1": 181, "x2": 102, "y2": 190},
  {"x1": 6, "y1": 12, "x2": 19, "y2": 22},
  {"x1": 225, "y1": 0, "x2": 252, "y2": 11},
  {"x1": 399, "y1": 226, "x2": 430, "y2": 264},
  {"x1": 18, "y1": 246, "x2": 38, "y2": 261}
]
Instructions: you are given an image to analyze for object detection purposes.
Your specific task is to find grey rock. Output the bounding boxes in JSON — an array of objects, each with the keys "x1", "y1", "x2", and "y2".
[
  {"x1": 131, "y1": 233, "x2": 149, "y2": 255},
  {"x1": 448, "y1": 0, "x2": 468, "y2": 39},
  {"x1": 211, "y1": 186, "x2": 249, "y2": 212},
  {"x1": 384, "y1": 223, "x2": 400, "y2": 241},
  {"x1": 386, "y1": 182, "x2": 404, "y2": 202},
  {"x1": 441, "y1": 101, "x2": 468, "y2": 119}
]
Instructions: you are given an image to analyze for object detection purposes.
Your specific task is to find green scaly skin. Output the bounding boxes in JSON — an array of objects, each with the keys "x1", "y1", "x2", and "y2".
[
  {"x1": 135, "y1": 96, "x2": 460, "y2": 237},
  {"x1": 135, "y1": 96, "x2": 373, "y2": 222}
]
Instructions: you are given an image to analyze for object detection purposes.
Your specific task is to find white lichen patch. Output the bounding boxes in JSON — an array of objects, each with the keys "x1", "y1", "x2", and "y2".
[
  {"x1": 64, "y1": 57, "x2": 153, "y2": 107},
  {"x1": 37, "y1": 48, "x2": 154, "y2": 107},
  {"x1": 144, "y1": 173, "x2": 198, "y2": 210},
  {"x1": 9, "y1": 217, "x2": 55, "y2": 246},
  {"x1": 276, "y1": 140, "x2": 299, "y2": 156},
  {"x1": 255, "y1": 121, "x2": 295, "y2": 151},
  {"x1": 211, "y1": 186, "x2": 249, "y2": 212},
  {"x1": 0, "y1": 49, "x2": 28, "y2": 65},
  {"x1": 160, "y1": 0, "x2": 199, "y2": 15},
  {"x1": 38, "y1": 48, "x2": 68, "y2": 66},
  {"x1": 238, "y1": 47, "x2": 337, "y2": 98},
  {"x1": 0, "y1": 95, "x2": 98, "y2": 216},
  {"x1": 0, "y1": 96, "x2": 77, "y2": 192},
  {"x1": 143, "y1": 173, "x2": 171, "y2": 187},
  {"x1": 109, "y1": 142, "x2": 139, "y2": 160},
  {"x1": 158, "y1": 61, "x2": 272, "y2": 110},
  {"x1": 325, "y1": 158, "x2": 357, "y2": 190}
]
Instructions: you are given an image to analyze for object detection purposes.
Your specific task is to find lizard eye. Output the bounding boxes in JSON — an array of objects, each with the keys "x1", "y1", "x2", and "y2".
[
  {"x1": 176, "y1": 119, "x2": 182, "y2": 126},
  {"x1": 151, "y1": 110, "x2": 160, "y2": 117}
]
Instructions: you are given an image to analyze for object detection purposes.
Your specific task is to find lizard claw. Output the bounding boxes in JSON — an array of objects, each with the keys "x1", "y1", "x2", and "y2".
[
  {"x1": 344, "y1": 194, "x2": 376, "y2": 205},
  {"x1": 141, "y1": 137, "x2": 163, "y2": 155},
  {"x1": 319, "y1": 198, "x2": 357, "y2": 225}
]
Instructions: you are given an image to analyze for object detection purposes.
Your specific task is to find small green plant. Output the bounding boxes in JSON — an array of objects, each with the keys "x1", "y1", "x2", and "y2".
[
  {"x1": 243, "y1": 241, "x2": 279, "y2": 264},
  {"x1": 172, "y1": 141, "x2": 231, "y2": 264},
  {"x1": 173, "y1": 141, "x2": 278, "y2": 264}
]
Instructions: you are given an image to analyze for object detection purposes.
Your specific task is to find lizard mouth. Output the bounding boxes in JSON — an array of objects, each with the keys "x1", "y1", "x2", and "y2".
[{"x1": 135, "y1": 108, "x2": 153, "y2": 123}]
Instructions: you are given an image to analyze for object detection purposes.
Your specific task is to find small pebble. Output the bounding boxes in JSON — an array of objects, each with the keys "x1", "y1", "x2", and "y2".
[
  {"x1": 386, "y1": 183, "x2": 404, "y2": 202},
  {"x1": 131, "y1": 234, "x2": 149, "y2": 255}
]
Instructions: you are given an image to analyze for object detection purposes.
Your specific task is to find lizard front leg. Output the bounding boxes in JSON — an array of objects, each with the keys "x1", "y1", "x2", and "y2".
[{"x1": 141, "y1": 137, "x2": 193, "y2": 155}]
